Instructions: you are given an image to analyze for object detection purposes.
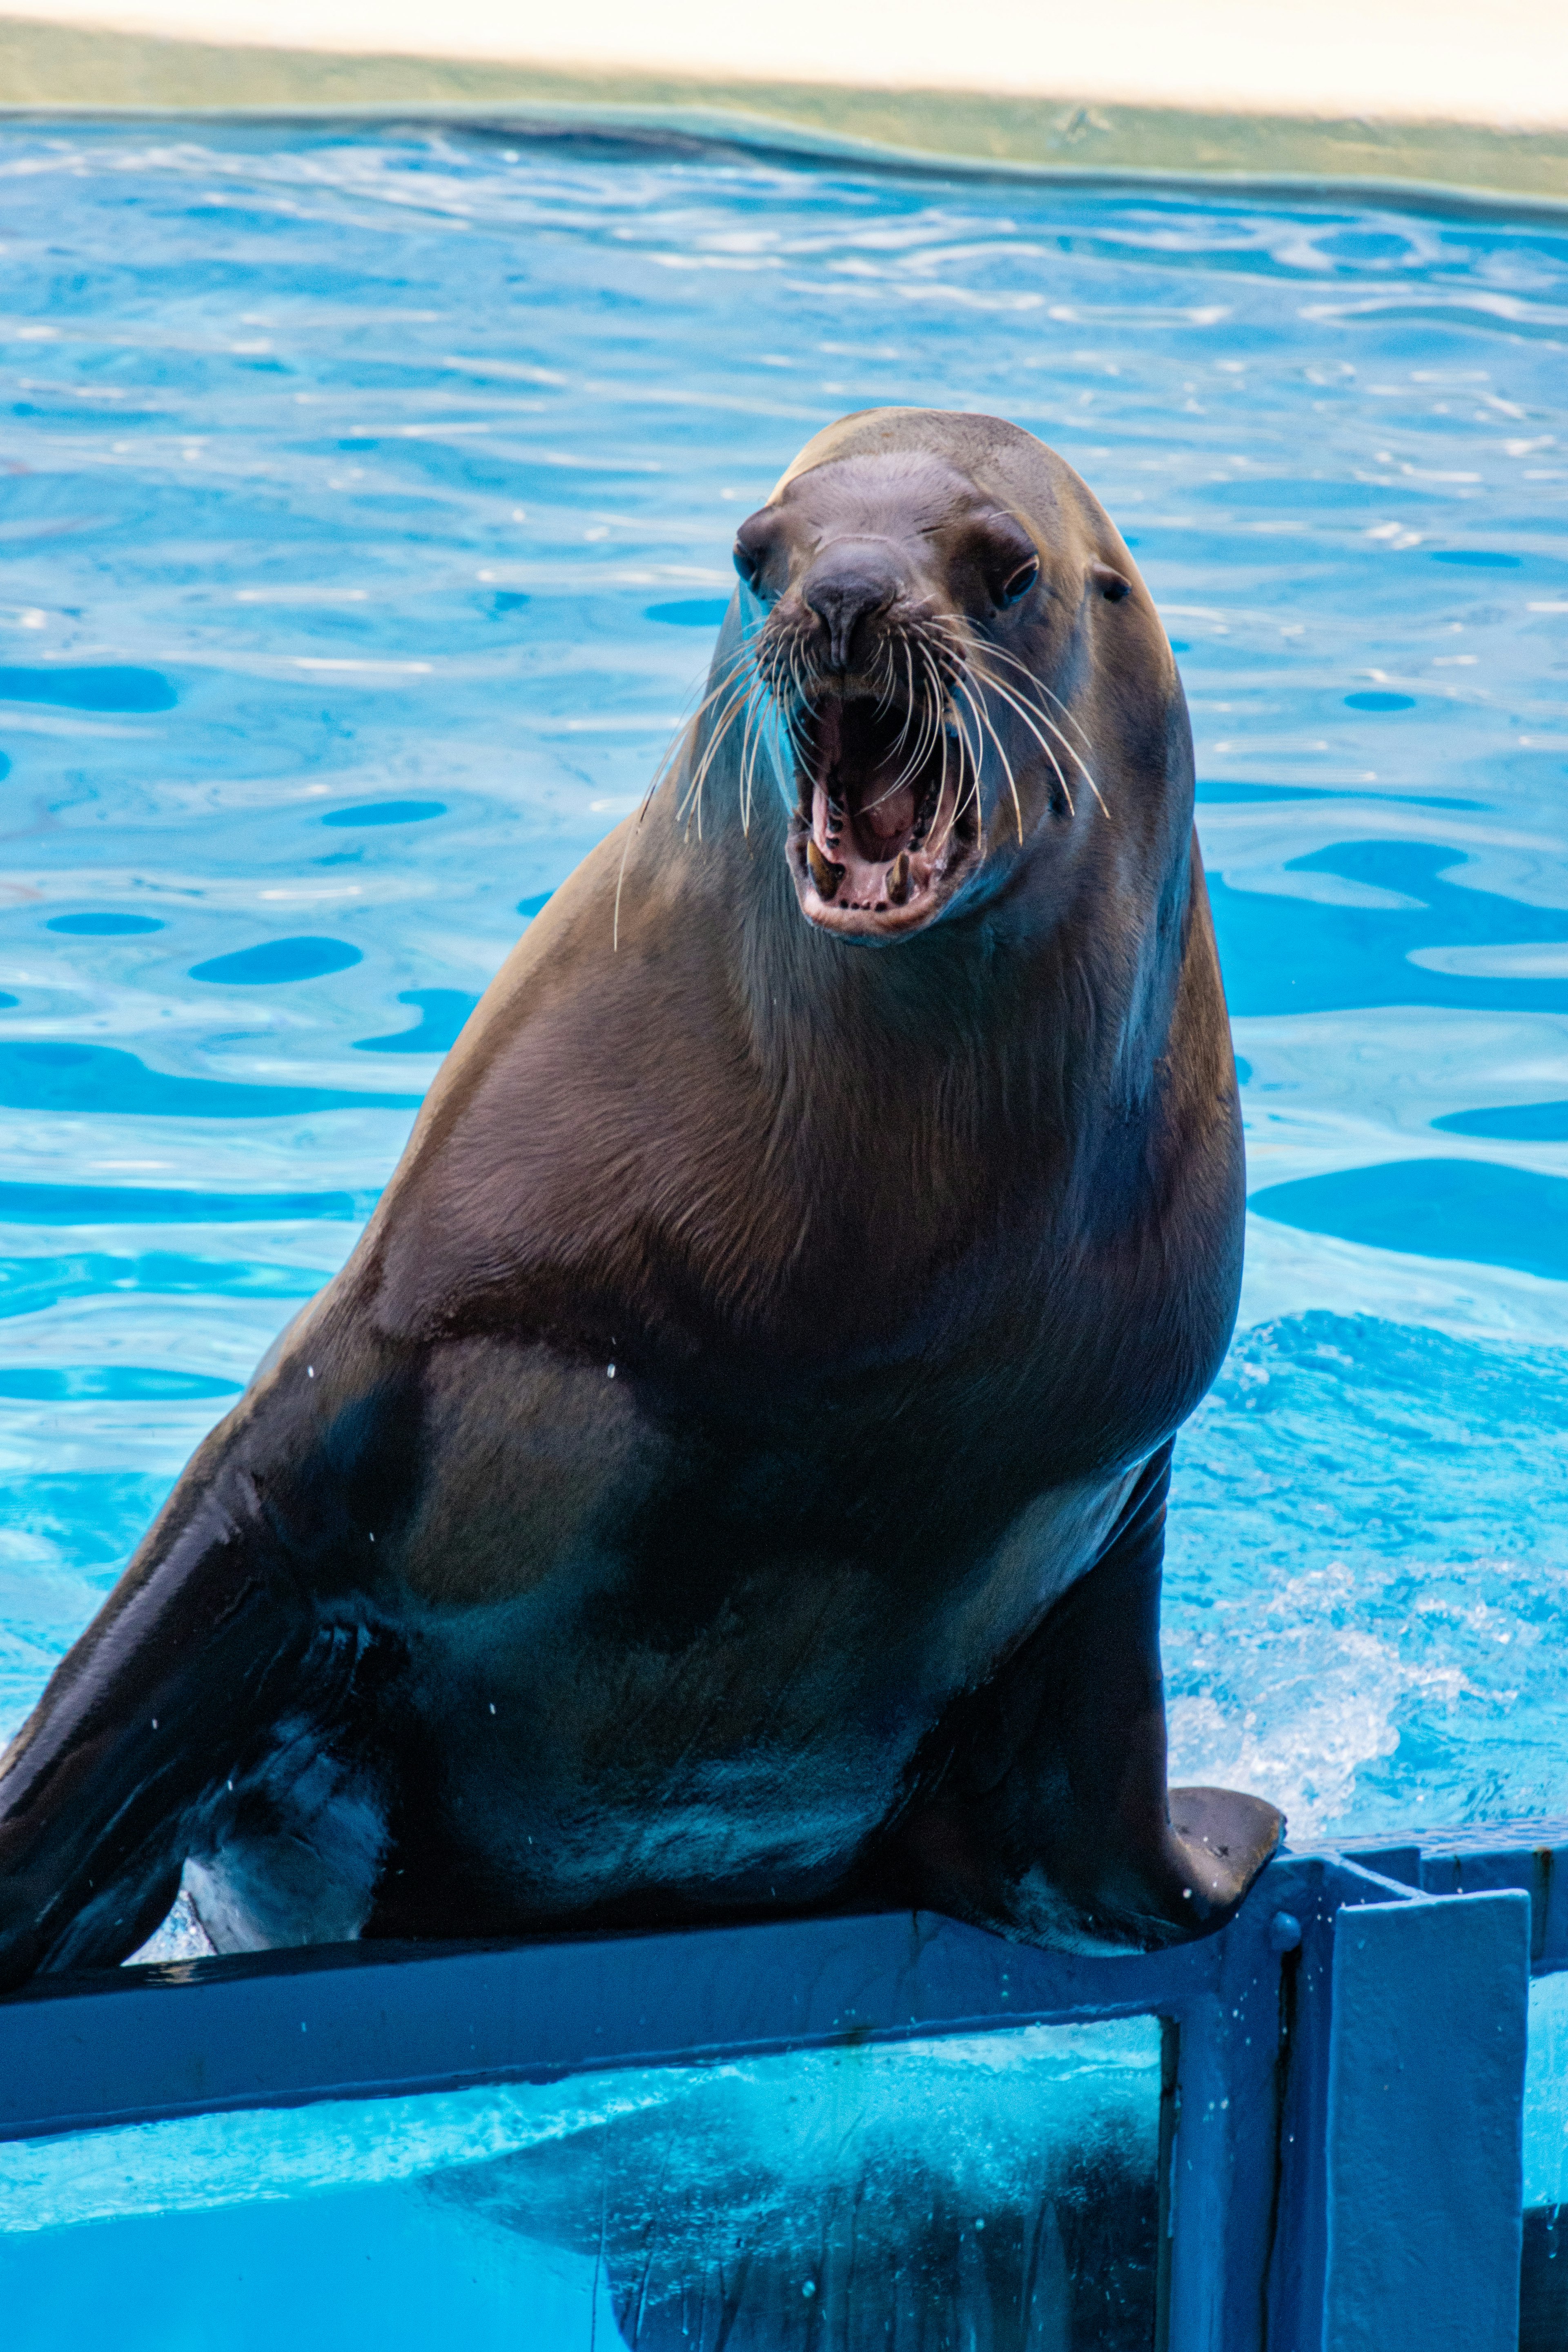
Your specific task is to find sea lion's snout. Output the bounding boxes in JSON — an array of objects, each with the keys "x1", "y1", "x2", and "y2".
[
  {"x1": 739, "y1": 513, "x2": 984, "y2": 937},
  {"x1": 735, "y1": 443, "x2": 1094, "y2": 945},
  {"x1": 800, "y1": 541, "x2": 900, "y2": 676}
]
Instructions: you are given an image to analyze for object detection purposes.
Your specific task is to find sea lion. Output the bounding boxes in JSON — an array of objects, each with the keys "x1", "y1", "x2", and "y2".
[{"x1": 0, "y1": 408, "x2": 1281, "y2": 1991}]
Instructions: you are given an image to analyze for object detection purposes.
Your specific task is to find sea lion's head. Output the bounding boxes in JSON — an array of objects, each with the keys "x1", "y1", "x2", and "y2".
[{"x1": 729, "y1": 408, "x2": 1180, "y2": 943}]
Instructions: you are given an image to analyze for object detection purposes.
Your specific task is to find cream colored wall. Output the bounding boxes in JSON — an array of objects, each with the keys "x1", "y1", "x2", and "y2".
[{"x1": 3, "y1": 0, "x2": 1565, "y2": 129}]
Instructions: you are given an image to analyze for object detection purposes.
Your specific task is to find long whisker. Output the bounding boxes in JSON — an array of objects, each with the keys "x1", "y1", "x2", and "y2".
[
  {"x1": 856, "y1": 638, "x2": 948, "y2": 815},
  {"x1": 751, "y1": 688, "x2": 777, "y2": 834},
  {"x1": 922, "y1": 608, "x2": 1101, "y2": 803},
  {"x1": 958, "y1": 637, "x2": 1108, "y2": 815},
  {"x1": 889, "y1": 638, "x2": 919, "y2": 763},
  {"x1": 641, "y1": 648, "x2": 755, "y2": 820},
  {"x1": 733, "y1": 662, "x2": 775, "y2": 838},
  {"x1": 902, "y1": 645, "x2": 944, "y2": 797},
  {"x1": 736, "y1": 689, "x2": 755, "y2": 835},
  {"x1": 958, "y1": 677, "x2": 1024, "y2": 846},
  {"x1": 739, "y1": 678, "x2": 776, "y2": 835},
  {"x1": 617, "y1": 647, "x2": 755, "y2": 951},
  {"x1": 786, "y1": 641, "x2": 813, "y2": 739},
  {"x1": 872, "y1": 633, "x2": 901, "y2": 722},
  {"x1": 682, "y1": 687, "x2": 751, "y2": 825},
  {"x1": 929, "y1": 690, "x2": 982, "y2": 866},
  {"x1": 970, "y1": 663, "x2": 1075, "y2": 816},
  {"x1": 613, "y1": 820, "x2": 635, "y2": 954},
  {"x1": 679, "y1": 676, "x2": 753, "y2": 816},
  {"x1": 906, "y1": 641, "x2": 949, "y2": 788},
  {"x1": 977, "y1": 641, "x2": 1098, "y2": 754},
  {"x1": 957, "y1": 708, "x2": 985, "y2": 843},
  {"x1": 867, "y1": 714, "x2": 933, "y2": 811},
  {"x1": 779, "y1": 702, "x2": 809, "y2": 782},
  {"x1": 986, "y1": 671, "x2": 1107, "y2": 813},
  {"x1": 901, "y1": 616, "x2": 987, "y2": 863},
  {"x1": 679, "y1": 679, "x2": 753, "y2": 835},
  {"x1": 781, "y1": 646, "x2": 813, "y2": 781},
  {"x1": 972, "y1": 663, "x2": 1107, "y2": 818}
]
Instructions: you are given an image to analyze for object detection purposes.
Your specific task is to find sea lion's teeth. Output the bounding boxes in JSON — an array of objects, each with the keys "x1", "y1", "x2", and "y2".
[
  {"x1": 886, "y1": 851, "x2": 911, "y2": 904},
  {"x1": 806, "y1": 839, "x2": 844, "y2": 898}
]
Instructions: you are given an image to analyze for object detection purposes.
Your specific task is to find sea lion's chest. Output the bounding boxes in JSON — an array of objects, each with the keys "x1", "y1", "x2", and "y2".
[
  {"x1": 371, "y1": 1115, "x2": 1214, "y2": 1684},
  {"x1": 393, "y1": 1395, "x2": 1140, "y2": 1904}
]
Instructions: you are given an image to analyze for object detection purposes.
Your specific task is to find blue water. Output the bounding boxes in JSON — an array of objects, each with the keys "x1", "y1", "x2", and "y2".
[
  {"x1": 0, "y1": 2020, "x2": 1161, "y2": 2350},
  {"x1": 1, "y1": 122, "x2": 1567, "y2": 1859}
]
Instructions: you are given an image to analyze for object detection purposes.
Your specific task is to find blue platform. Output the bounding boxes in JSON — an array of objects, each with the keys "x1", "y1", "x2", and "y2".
[{"x1": 0, "y1": 1832, "x2": 1554, "y2": 2350}]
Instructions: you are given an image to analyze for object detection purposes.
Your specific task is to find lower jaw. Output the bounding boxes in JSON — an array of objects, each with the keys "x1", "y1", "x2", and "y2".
[
  {"x1": 787, "y1": 785, "x2": 977, "y2": 938},
  {"x1": 786, "y1": 833, "x2": 973, "y2": 936}
]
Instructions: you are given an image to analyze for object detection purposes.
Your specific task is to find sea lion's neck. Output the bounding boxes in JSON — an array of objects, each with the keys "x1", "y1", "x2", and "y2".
[{"x1": 722, "y1": 788, "x2": 1181, "y2": 1147}]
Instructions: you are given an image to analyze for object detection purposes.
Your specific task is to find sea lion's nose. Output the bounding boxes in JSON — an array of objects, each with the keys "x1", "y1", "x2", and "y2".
[{"x1": 802, "y1": 545, "x2": 899, "y2": 673}]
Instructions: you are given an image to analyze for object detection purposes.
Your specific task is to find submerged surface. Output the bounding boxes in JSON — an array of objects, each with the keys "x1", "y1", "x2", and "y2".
[
  {"x1": 0, "y1": 123, "x2": 1565, "y2": 1857},
  {"x1": 0, "y1": 2020, "x2": 1163, "y2": 2350}
]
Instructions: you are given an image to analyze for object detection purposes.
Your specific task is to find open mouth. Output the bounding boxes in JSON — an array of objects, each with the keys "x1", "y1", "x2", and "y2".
[{"x1": 786, "y1": 691, "x2": 981, "y2": 934}]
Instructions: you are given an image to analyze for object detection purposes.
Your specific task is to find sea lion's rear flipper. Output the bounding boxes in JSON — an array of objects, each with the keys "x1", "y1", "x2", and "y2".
[
  {"x1": 0, "y1": 1458, "x2": 319, "y2": 1990},
  {"x1": 897, "y1": 1443, "x2": 1283, "y2": 1953}
]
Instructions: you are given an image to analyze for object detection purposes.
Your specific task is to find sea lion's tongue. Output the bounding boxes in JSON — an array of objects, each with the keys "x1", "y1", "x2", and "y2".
[
  {"x1": 810, "y1": 771, "x2": 913, "y2": 868},
  {"x1": 857, "y1": 778, "x2": 916, "y2": 849},
  {"x1": 802, "y1": 691, "x2": 959, "y2": 914}
]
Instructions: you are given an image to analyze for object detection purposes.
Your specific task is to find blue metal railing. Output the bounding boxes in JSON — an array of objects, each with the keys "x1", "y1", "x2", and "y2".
[{"x1": 0, "y1": 1834, "x2": 1551, "y2": 2349}]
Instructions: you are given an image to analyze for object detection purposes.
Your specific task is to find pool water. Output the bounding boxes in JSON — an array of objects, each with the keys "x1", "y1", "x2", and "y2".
[
  {"x1": 0, "y1": 122, "x2": 1566, "y2": 1869},
  {"x1": 0, "y1": 2019, "x2": 1164, "y2": 2352}
]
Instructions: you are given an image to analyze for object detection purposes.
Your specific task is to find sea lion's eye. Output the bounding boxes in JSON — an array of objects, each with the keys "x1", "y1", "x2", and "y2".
[
  {"x1": 978, "y1": 513, "x2": 1040, "y2": 609},
  {"x1": 998, "y1": 557, "x2": 1039, "y2": 608}
]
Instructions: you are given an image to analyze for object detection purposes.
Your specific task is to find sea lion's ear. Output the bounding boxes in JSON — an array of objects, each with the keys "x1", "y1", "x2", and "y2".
[{"x1": 1090, "y1": 561, "x2": 1131, "y2": 602}]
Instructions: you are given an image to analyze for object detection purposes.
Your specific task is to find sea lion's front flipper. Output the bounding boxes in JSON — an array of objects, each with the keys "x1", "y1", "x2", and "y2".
[
  {"x1": 897, "y1": 1444, "x2": 1283, "y2": 1953},
  {"x1": 1168, "y1": 1783, "x2": 1288, "y2": 1915},
  {"x1": 0, "y1": 1453, "x2": 320, "y2": 1991}
]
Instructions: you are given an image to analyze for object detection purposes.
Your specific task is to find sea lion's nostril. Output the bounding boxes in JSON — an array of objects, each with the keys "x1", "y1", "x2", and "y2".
[{"x1": 803, "y1": 573, "x2": 896, "y2": 673}]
